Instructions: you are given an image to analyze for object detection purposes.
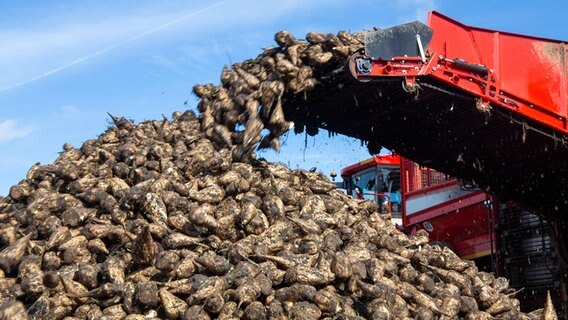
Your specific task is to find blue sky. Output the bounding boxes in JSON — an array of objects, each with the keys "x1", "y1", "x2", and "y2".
[{"x1": 0, "y1": 0, "x2": 567, "y2": 195}]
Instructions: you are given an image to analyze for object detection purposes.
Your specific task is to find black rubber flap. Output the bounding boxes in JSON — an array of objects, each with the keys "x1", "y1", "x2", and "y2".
[{"x1": 365, "y1": 21, "x2": 433, "y2": 60}]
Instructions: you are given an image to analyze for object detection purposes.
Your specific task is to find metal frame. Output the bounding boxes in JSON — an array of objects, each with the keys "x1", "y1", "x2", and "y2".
[{"x1": 350, "y1": 11, "x2": 568, "y2": 133}]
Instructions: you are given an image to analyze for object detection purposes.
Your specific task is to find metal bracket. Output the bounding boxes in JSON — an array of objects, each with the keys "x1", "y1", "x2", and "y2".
[
  {"x1": 417, "y1": 35, "x2": 426, "y2": 63},
  {"x1": 356, "y1": 57, "x2": 372, "y2": 74}
]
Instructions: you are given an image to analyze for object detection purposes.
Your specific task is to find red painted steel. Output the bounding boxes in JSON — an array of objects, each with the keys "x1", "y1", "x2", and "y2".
[
  {"x1": 400, "y1": 156, "x2": 494, "y2": 259},
  {"x1": 405, "y1": 192, "x2": 488, "y2": 226},
  {"x1": 407, "y1": 198, "x2": 495, "y2": 259},
  {"x1": 339, "y1": 154, "x2": 400, "y2": 177},
  {"x1": 400, "y1": 157, "x2": 452, "y2": 195},
  {"x1": 427, "y1": 11, "x2": 568, "y2": 132},
  {"x1": 453, "y1": 234, "x2": 494, "y2": 260},
  {"x1": 352, "y1": 11, "x2": 568, "y2": 133}
]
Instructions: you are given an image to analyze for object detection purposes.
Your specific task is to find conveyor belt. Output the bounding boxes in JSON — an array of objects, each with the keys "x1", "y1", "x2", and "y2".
[{"x1": 282, "y1": 65, "x2": 568, "y2": 222}]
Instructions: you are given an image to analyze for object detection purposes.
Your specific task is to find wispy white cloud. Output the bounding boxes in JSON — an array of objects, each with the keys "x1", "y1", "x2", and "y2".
[
  {"x1": 0, "y1": 0, "x2": 350, "y2": 93},
  {"x1": 61, "y1": 105, "x2": 78, "y2": 113},
  {"x1": 1, "y1": 21, "x2": 142, "y2": 89},
  {"x1": 147, "y1": 0, "x2": 438, "y2": 77},
  {"x1": 394, "y1": 0, "x2": 439, "y2": 22},
  {"x1": 0, "y1": 1, "x2": 229, "y2": 92},
  {"x1": 0, "y1": 120, "x2": 35, "y2": 142}
]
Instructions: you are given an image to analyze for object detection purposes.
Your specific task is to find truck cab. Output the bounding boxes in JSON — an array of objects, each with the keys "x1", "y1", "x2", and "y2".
[{"x1": 341, "y1": 154, "x2": 402, "y2": 224}]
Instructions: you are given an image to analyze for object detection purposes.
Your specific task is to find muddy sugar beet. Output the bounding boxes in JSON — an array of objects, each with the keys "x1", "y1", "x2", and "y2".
[{"x1": 0, "y1": 29, "x2": 557, "y2": 320}]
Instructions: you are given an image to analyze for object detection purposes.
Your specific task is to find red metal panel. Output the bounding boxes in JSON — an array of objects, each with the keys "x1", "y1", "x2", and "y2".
[
  {"x1": 399, "y1": 152, "x2": 496, "y2": 259},
  {"x1": 408, "y1": 199, "x2": 495, "y2": 259},
  {"x1": 401, "y1": 157, "x2": 459, "y2": 227},
  {"x1": 453, "y1": 234, "x2": 494, "y2": 260},
  {"x1": 340, "y1": 154, "x2": 400, "y2": 177},
  {"x1": 427, "y1": 11, "x2": 568, "y2": 132},
  {"x1": 405, "y1": 192, "x2": 487, "y2": 225},
  {"x1": 352, "y1": 11, "x2": 568, "y2": 133}
]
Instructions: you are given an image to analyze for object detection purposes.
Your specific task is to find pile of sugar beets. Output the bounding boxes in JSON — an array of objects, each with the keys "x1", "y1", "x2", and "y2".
[{"x1": 0, "y1": 28, "x2": 558, "y2": 320}]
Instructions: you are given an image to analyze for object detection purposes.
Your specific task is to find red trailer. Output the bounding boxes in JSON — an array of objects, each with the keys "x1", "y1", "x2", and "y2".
[
  {"x1": 341, "y1": 154, "x2": 496, "y2": 260},
  {"x1": 341, "y1": 154, "x2": 567, "y2": 315}
]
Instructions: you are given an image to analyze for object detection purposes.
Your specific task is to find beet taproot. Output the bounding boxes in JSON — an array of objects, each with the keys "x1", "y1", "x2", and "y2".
[{"x1": 0, "y1": 26, "x2": 554, "y2": 320}]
